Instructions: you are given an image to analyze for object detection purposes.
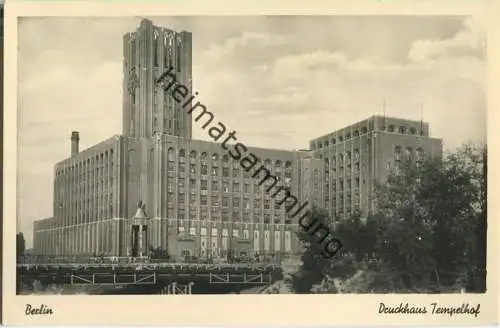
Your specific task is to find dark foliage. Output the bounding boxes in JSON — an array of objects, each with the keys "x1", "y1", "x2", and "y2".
[
  {"x1": 149, "y1": 247, "x2": 170, "y2": 260},
  {"x1": 292, "y1": 143, "x2": 487, "y2": 293},
  {"x1": 17, "y1": 232, "x2": 26, "y2": 259}
]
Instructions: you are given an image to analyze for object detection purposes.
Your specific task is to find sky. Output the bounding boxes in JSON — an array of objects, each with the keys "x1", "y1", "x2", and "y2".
[{"x1": 17, "y1": 16, "x2": 486, "y2": 247}]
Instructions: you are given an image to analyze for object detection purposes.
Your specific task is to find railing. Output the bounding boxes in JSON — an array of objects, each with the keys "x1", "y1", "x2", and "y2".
[
  {"x1": 18, "y1": 252, "x2": 299, "y2": 266},
  {"x1": 17, "y1": 258, "x2": 292, "y2": 272}
]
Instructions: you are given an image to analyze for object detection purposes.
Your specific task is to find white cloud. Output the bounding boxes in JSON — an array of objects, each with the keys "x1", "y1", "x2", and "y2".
[
  {"x1": 204, "y1": 32, "x2": 290, "y2": 62},
  {"x1": 408, "y1": 16, "x2": 486, "y2": 63}
]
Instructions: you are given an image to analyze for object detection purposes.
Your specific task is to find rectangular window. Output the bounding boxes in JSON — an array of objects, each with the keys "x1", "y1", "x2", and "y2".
[
  {"x1": 232, "y1": 197, "x2": 240, "y2": 208},
  {"x1": 201, "y1": 165, "x2": 208, "y2": 175}
]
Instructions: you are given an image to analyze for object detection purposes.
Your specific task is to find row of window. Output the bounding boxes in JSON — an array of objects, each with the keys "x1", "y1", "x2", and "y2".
[
  {"x1": 168, "y1": 177, "x2": 290, "y2": 193},
  {"x1": 387, "y1": 125, "x2": 423, "y2": 135},
  {"x1": 324, "y1": 178, "x2": 363, "y2": 191},
  {"x1": 315, "y1": 128, "x2": 369, "y2": 149},
  {"x1": 166, "y1": 163, "x2": 293, "y2": 179},
  {"x1": 394, "y1": 146, "x2": 425, "y2": 161},
  {"x1": 152, "y1": 29, "x2": 182, "y2": 69},
  {"x1": 34, "y1": 228, "x2": 114, "y2": 254},
  {"x1": 167, "y1": 209, "x2": 292, "y2": 224},
  {"x1": 128, "y1": 30, "x2": 182, "y2": 71},
  {"x1": 313, "y1": 125, "x2": 424, "y2": 150},
  {"x1": 176, "y1": 227, "x2": 292, "y2": 239},
  {"x1": 168, "y1": 193, "x2": 287, "y2": 209},
  {"x1": 58, "y1": 176, "x2": 115, "y2": 201},
  {"x1": 56, "y1": 150, "x2": 115, "y2": 176},
  {"x1": 324, "y1": 194, "x2": 361, "y2": 205},
  {"x1": 323, "y1": 150, "x2": 361, "y2": 166},
  {"x1": 166, "y1": 148, "x2": 293, "y2": 168}
]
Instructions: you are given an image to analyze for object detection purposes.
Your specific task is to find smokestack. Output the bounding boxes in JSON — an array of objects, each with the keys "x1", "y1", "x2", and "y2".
[{"x1": 71, "y1": 131, "x2": 80, "y2": 156}]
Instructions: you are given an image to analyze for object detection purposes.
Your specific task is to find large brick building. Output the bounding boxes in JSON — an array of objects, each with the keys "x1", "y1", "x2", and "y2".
[{"x1": 32, "y1": 19, "x2": 442, "y2": 258}]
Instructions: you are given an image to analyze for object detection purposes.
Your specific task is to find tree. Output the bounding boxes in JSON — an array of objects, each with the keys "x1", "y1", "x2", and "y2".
[
  {"x1": 149, "y1": 247, "x2": 170, "y2": 260},
  {"x1": 292, "y1": 142, "x2": 487, "y2": 293},
  {"x1": 16, "y1": 232, "x2": 26, "y2": 259},
  {"x1": 463, "y1": 144, "x2": 487, "y2": 292},
  {"x1": 291, "y1": 207, "x2": 337, "y2": 293},
  {"x1": 374, "y1": 143, "x2": 486, "y2": 291}
]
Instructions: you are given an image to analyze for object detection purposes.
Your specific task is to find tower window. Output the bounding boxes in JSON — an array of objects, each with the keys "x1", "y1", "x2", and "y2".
[
  {"x1": 130, "y1": 38, "x2": 136, "y2": 65},
  {"x1": 163, "y1": 35, "x2": 168, "y2": 67},
  {"x1": 153, "y1": 30, "x2": 159, "y2": 67},
  {"x1": 177, "y1": 41, "x2": 182, "y2": 72}
]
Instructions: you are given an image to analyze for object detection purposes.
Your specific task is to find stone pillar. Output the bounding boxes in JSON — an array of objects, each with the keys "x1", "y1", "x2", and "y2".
[
  {"x1": 131, "y1": 201, "x2": 149, "y2": 258},
  {"x1": 142, "y1": 225, "x2": 148, "y2": 256},
  {"x1": 96, "y1": 223, "x2": 101, "y2": 255},
  {"x1": 138, "y1": 225, "x2": 143, "y2": 257},
  {"x1": 78, "y1": 226, "x2": 82, "y2": 254}
]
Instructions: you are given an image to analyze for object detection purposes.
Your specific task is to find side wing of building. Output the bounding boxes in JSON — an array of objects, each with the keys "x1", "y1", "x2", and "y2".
[
  {"x1": 33, "y1": 135, "x2": 128, "y2": 256},
  {"x1": 309, "y1": 115, "x2": 443, "y2": 221}
]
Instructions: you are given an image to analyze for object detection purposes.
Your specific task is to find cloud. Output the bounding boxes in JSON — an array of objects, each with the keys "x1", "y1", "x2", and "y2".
[
  {"x1": 204, "y1": 32, "x2": 291, "y2": 62},
  {"x1": 408, "y1": 16, "x2": 486, "y2": 63}
]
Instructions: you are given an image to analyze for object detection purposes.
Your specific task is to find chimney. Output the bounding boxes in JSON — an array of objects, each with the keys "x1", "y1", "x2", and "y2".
[{"x1": 71, "y1": 131, "x2": 80, "y2": 157}]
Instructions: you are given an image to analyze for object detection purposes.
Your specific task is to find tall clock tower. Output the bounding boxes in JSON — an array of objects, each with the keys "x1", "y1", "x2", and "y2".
[{"x1": 122, "y1": 19, "x2": 193, "y2": 140}]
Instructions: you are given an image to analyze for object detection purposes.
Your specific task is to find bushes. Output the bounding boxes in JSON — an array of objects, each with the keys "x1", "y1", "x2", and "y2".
[{"x1": 292, "y1": 143, "x2": 487, "y2": 294}]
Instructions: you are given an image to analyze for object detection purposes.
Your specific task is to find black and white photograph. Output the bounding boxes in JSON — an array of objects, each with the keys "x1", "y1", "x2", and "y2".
[{"x1": 13, "y1": 13, "x2": 488, "y2": 297}]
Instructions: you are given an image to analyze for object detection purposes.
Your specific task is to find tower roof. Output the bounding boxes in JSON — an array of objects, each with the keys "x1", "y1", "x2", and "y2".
[{"x1": 134, "y1": 203, "x2": 148, "y2": 219}]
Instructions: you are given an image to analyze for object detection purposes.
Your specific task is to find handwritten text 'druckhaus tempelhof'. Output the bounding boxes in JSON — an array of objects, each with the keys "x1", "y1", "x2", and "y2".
[{"x1": 379, "y1": 302, "x2": 480, "y2": 317}]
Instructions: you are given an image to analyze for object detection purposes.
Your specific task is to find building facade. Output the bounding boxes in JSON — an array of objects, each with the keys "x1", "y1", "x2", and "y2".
[
  {"x1": 309, "y1": 116, "x2": 443, "y2": 221},
  {"x1": 32, "y1": 19, "x2": 443, "y2": 258}
]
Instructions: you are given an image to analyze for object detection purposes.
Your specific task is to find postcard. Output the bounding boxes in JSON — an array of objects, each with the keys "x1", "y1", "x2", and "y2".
[{"x1": 2, "y1": 0, "x2": 498, "y2": 326}]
